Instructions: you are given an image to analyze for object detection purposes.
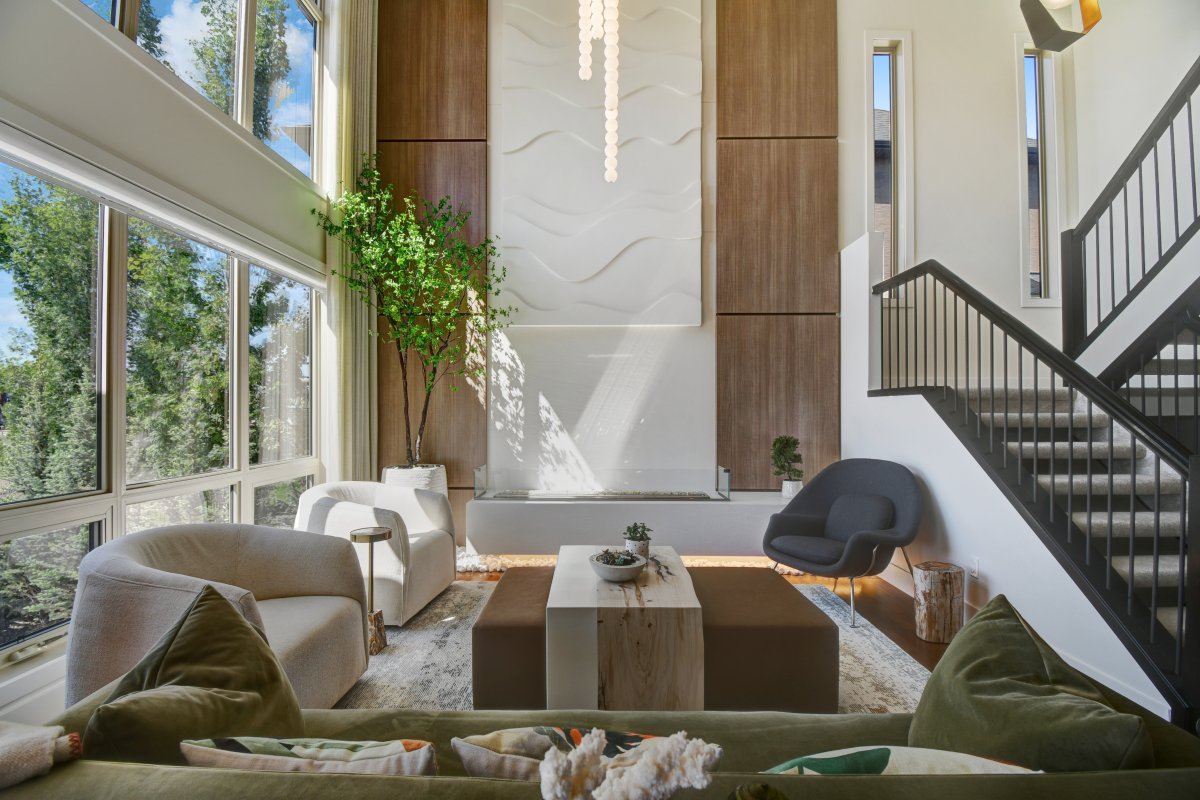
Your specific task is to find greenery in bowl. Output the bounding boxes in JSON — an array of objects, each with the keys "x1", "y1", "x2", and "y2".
[
  {"x1": 593, "y1": 549, "x2": 642, "y2": 567},
  {"x1": 771, "y1": 435, "x2": 805, "y2": 482},
  {"x1": 623, "y1": 522, "x2": 652, "y2": 542}
]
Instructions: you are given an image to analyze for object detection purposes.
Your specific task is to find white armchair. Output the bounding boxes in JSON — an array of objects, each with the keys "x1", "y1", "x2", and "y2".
[{"x1": 295, "y1": 482, "x2": 456, "y2": 626}]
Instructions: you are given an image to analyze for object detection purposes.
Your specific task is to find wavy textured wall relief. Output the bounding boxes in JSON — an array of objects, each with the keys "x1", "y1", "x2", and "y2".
[{"x1": 497, "y1": 0, "x2": 702, "y2": 326}]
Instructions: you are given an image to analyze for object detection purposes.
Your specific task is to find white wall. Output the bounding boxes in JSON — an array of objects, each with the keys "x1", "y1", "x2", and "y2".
[
  {"x1": 1063, "y1": 0, "x2": 1200, "y2": 372},
  {"x1": 1064, "y1": 0, "x2": 1200, "y2": 223},
  {"x1": 838, "y1": 0, "x2": 1063, "y2": 343},
  {"x1": 840, "y1": 234, "x2": 1169, "y2": 717},
  {"x1": 486, "y1": 0, "x2": 716, "y2": 489}
]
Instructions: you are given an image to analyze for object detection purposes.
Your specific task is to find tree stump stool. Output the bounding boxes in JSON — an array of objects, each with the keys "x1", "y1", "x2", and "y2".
[{"x1": 913, "y1": 561, "x2": 964, "y2": 643}]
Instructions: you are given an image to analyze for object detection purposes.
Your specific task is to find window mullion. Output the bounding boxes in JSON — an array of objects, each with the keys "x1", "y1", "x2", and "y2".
[
  {"x1": 234, "y1": 258, "x2": 252, "y2": 524},
  {"x1": 115, "y1": 0, "x2": 140, "y2": 39},
  {"x1": 234, "y1": 0, "x2": 258, "y2": 131},
  {"x1": 103, "y1": 207, "x2": 129, "y2": 542}
]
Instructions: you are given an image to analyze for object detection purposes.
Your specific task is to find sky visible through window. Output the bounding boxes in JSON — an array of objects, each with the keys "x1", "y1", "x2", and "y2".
[
  {"x1": 78, "y1": 0, "x2": 114, "y2": 22},
  {"x1": 0, "y1": 163, "x2": 31, "y2": 359},
  {"x1": 139, "y1": 0, "x2": 316, "y2": 176},
  {"x1": 1025, "y1": 55, "x2": 1040, "y2": 141},
  {"x1": 873, "y1": 55, "x2": 892, "y2": 113}
]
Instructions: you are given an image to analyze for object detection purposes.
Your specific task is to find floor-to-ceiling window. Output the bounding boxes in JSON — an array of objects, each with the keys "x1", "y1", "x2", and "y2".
[{"x1": 0, "y1": 152, "x2": 321, "y2": 662}]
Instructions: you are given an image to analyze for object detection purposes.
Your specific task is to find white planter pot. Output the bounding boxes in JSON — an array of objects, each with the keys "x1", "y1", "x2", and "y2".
[
  {"x1": 382, "y1": 464, "x2": 449, "y2": 498},
  {"x1": 625, "y1": 539, "x2": 650, "y2": 558},
  {"x1": 781, "y1": 480, "x2": 803, "y2": 500}
]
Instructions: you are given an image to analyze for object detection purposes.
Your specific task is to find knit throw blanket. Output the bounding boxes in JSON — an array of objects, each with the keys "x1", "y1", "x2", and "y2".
[{"x1": 0, "y1": 721, "x2": 81, "y2": 790}]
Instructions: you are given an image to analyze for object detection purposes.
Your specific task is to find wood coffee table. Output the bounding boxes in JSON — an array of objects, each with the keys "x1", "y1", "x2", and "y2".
[{"x1": 545, "y1": 545, "x2": 703, "y2": 711}]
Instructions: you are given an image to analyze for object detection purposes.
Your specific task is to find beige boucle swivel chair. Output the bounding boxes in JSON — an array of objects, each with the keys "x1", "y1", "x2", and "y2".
[
  {"x1": 65, "y1": 524, "x2": 368, "y2": 709},
  {"x1": 294, "y1": 482, "x2": 456, "y2": 627}
]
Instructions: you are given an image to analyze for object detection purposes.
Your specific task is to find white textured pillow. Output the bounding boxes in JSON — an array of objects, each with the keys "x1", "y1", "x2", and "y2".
[
  {"x1": 180, "y1": 736, "x2": 437, "y2": 775},
  {"x1": 766, "y1": 745, "x2": 1038, "y2": 775}
]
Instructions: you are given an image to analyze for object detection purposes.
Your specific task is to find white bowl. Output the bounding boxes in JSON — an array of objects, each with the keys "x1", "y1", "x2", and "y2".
[{"x1": 589, "y1": 552, "x2": 647, "y2": 583}]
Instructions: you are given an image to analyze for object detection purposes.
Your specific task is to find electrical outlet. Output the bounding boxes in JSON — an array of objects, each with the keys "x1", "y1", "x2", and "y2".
[{"x1": 970, "y1": 557, "x2": 980, "y2": 578}]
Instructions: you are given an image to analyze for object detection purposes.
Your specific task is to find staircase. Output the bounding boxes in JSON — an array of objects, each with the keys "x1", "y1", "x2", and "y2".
[
  {"x1": 969, "y1": 386, "x2": 1186, "y2": 642},
  {"x1": 873, "y1": 263, "x2": 1199, "y2": 729}
]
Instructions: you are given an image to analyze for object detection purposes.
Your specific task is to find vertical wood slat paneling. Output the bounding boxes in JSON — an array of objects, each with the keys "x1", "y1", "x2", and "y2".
[
  {"x1": 716, "y1": 315, "x2": 840, "y2": 491},
  {"x1": 378, "y1": 0, "x2": 488, "y2": 141},
  {"x1": 716, "y1": 0, "x2": 837, "y2": 138},
  {"x1": 717, "y1": 138, "x2": 839, "y2": 313},
  {"x1": 375, "y1": 142, "x2": 488, "y2": 489}
]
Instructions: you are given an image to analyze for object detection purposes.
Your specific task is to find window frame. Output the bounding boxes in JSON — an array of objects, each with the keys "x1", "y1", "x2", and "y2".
[
  {"x1": 117, "y1": 0, "x2": 324, "y2": 185},
  {"x1": 0, "y1": 151, "x2": 323, "y2": 667},
  {"x1": 1015, "y1": 37, "x2": 1065, "y2": 308},
  {"x1": 864, "y1": 31, "x2": 915, "y2": 282}
]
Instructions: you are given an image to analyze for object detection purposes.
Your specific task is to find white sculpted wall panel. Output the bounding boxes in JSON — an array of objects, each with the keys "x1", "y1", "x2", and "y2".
[{"x1": 497, "y1": 0, "x2": 702, "y2": 326}]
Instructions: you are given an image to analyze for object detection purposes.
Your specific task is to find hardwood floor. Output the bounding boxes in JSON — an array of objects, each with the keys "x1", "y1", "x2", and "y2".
[{"x1": 455, "y1": 568, "x2": 947, "y2": 672}]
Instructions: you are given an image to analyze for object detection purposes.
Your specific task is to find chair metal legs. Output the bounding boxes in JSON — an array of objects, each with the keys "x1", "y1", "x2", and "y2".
[
  {"x1": 849, "y1": 576, "x2": 859, "y2": 628},
  {"x1": 832, "y1": 577, "x2": 839, "y2": 592},
  {"x1": 901, "y1": 547, "x2": 914, "y2": 575}
]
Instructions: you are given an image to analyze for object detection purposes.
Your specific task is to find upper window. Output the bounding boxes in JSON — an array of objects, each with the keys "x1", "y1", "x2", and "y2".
[
  {"x1": 133, "y1": 0, "x2": 319, "y2": 179},
  {"x1": 873, "y1": 47, "x2": 898, "y2": 279},
  {"x1": 0, "y1": 160, "x2": 102, "y2": 506},
  {"x1": 1018, "y1": 44, "x2": 1061, "y2": 305},
  {"x1": 255, "y1": 2, "x2": 317, "y2": 176},
  {"x1": 78, "y1": 0, "x2": 115, "y2": 23},
  {"x1": 867, "y1": 35, "x2": 911, "y2": 280},
  {"x1": 1024, "y1": 52, "x2": 1048, "y2": 299}
]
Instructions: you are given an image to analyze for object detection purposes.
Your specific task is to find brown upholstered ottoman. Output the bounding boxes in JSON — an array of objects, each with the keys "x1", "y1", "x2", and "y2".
[
  {"x1": 472, "y1": 567, "x2": 553, "y2": 710},
  {"x1": 687, "y1": 567, "x2": 839, "y2": 713},
  {"x1": 471, "y1": 565, "x2": 838, "y2": 713}
]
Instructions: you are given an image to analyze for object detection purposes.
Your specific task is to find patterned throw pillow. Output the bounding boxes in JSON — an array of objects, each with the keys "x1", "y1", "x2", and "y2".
[
  {"x1": 180, "y1": 736, "x2": 437, "y2": 775},
  {"x1": 765, "y1": 746, "x2": 1038, "y2": 776},
  {"x1": 452, "y1": 726, "x2": 656, "y2": 781}
]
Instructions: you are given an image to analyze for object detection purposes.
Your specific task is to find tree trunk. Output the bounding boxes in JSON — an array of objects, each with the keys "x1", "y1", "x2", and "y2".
[
  {"x1": 413, "y1": 363, "x2": 438, "y2": 464},
  {"x1": 913, "y1": 561, "x2": 964, "y2": 643},
  {"x1": 395, "y1": 341, "x2": 414, "y2": 465}
]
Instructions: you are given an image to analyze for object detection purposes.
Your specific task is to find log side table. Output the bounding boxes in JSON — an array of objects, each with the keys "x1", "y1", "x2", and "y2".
[
  {"x1": 351, "y1": 526, "x2": 393, "y2": 655},
  {"x1": 913, "y1": 561, "x2": 965, "y2": 643}
]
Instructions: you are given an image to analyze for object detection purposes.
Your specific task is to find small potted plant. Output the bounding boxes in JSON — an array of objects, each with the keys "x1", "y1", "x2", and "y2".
[
  {"x1": 623, "y1": 522, "x2": 652, "y2": 558},
  {"x1": 771, "y1": 435, "x2": 805, "y2": 499}
]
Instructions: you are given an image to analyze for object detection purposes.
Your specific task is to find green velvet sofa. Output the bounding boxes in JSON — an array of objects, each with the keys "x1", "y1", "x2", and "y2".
[{"x1": 10, "y1": 682, "x2": 1200, "y2": 799}]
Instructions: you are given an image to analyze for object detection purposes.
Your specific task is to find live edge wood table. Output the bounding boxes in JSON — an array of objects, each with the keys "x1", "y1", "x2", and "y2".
[{"x1": 545, "y1": 545, "x2": 704, "y2": 711}]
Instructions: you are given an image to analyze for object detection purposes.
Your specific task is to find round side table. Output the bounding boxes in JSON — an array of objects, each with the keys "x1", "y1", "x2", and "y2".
[{"x1": 351, "y1": 526, "x2": 393, "y2": 655}]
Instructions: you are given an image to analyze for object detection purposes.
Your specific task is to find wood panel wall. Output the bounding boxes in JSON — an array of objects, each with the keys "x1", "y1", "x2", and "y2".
[
  {"x1": 716, "y1": 0, "x2": 840, "y2": 490},
  {"x1": 377, "y1": 0, "x2": 488, "y2": 543}
]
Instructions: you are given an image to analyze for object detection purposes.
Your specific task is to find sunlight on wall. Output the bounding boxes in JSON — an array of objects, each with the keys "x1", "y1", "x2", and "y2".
[
  {"x1": 489, "y1": 332, "x2": 526, "y2": 461},
  {"x1": 536, "y1": 392, "x2": 602, "y2": 491}
]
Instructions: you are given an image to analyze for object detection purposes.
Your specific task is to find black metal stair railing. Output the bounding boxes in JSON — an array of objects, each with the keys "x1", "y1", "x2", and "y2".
[
  {"x1": 874, "y1": 260, "x2": 1199, "y2": 730},
  {"x1": 1099, "y1": 274, "x2": 1200, "y2": 459},
  {"x1": 1061, "y1": 54, "x2": 1200, "y2": 357}
]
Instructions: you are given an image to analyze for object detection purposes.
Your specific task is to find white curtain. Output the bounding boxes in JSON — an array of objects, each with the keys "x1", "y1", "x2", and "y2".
[{"x1": 329, "y1": 0, "x2": 378, "y2": 481}]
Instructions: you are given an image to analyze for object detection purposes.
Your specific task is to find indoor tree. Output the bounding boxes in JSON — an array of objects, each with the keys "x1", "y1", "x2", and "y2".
[{"x1": 315, "y1": 156, "x2": 513, "y2": 466}]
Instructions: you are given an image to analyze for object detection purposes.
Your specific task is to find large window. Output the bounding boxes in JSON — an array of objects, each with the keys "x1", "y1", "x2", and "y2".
[
  {"x1": 250, "y1": 265, "x2": 312, "y2": 465},
  {"x1": 0, "y1": 161, "x2": 102, "y2": 506},
  {"x1": 128, "y1": 0, "x2": 320, "y2": 179},
  {"x1": 0, "y1": 156, "x2": 320, "y2": 663}
]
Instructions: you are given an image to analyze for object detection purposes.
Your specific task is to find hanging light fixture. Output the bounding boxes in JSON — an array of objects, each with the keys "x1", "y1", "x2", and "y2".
[{"x1": 579, "y1": 0, "x2": 620, "y2": 182}]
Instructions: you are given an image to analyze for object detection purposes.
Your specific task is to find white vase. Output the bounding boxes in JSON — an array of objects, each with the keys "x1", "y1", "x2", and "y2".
[
  {"x1": 781, "y1": 480, "x2": 802, "y2": 499},
  {"x1": 625, "y1": 539, "x2": 650, "y2": 558},
  {"x1": 381, "y1": 464, "x2": 449, "y2": 498}
]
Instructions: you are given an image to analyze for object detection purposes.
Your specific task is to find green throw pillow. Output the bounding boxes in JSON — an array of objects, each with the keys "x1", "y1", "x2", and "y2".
[
  {"x1": 83, "y1": 585, "x2": 303, "y2": 765},
  {"x1": 909, "y1": 594, "x2": 1154, "y2": 772}
]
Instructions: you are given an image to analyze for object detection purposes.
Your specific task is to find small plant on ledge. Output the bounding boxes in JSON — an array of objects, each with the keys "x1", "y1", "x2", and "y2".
[
  {"x1": 623, "y1": 522, "x2": 652, "y2": 557},
  {"x1": 771, "y1": 435, "x2": 805, "y2": 499}
]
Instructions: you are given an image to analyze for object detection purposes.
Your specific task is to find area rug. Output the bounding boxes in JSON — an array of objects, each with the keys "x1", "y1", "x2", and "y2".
[{"x1": 337, "y1": 581, "x2": 929, "y2": 714}]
